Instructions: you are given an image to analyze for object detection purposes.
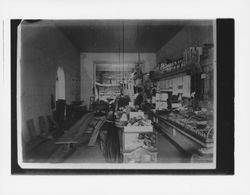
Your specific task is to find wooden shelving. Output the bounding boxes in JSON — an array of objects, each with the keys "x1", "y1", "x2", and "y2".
[{"x1": 150, "y1": 64, "x2": 195, "y2": 81}]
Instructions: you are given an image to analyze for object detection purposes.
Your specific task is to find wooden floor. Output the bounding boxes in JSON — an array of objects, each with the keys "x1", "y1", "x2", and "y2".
[
  {"x1": 62, "y1": 122, "x2": 189, "y2": 163},
  {"x1": 157, "y1": 131, "x2": 190, "y2": 163},
  {"x1": 64, "y1": 121, "x2": 121, "y2": 163},
  {"x1": 24, "y1": 113, "x2": 190, "y2": 163},
  {"x1": 63, "y1": 134, "x2": 106, "y2": 163}
]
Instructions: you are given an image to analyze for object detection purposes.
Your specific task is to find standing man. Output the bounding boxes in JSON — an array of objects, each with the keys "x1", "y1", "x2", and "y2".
[{"x1": 134, "y1": 87, "x2": 143, "y2": 109}]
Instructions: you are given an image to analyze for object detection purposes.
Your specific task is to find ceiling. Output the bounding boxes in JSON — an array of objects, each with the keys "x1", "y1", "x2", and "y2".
[{"x1": 53, "y1": 20, "x2": 191, "y2": 53}]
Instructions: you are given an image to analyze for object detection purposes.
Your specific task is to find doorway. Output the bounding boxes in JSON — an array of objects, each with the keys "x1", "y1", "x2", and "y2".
[
  {"x1": 55, "y1": 66, "x2": 65, "y2": 101},
  {"x1": 95, "y1": 63, "x2": 135, "y2": 102},
  {"x1": 55, "y1": 66, "x2": 66, "y2": 126}
]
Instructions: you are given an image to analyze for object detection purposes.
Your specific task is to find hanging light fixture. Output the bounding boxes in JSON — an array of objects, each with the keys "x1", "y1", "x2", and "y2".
[
  {"x1": 135, "y1": 22, "x2": 143, "y2": 79},
  {"x1": 137, "y1": 23, "x2": 142, "y2": 65},
  {"x1": 122, "y1": 21, "x2": 125, "y2": 85},
  {"x1": 119, "y1": 21, "x2": 125, "y2": 91},
  {"x1": 117, "y1": 21, "x2": 124, "y2": 94},
  {"x1": 118, "y1": 38, "x2": 121, "y2": 84}
]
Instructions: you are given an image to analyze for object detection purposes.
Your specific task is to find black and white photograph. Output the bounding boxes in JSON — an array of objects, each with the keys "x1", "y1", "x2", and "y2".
[
  {"x1": 15, "y1": 19, "x2": 216, "y2": 169},
  {"x1": 3, "y1": 0, "x2": 250, "y2": 194}
]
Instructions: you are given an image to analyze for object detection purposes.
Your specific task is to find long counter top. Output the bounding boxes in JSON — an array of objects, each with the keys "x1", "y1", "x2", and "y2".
[
  {"x1": 151, "y1": 111, "x2": 214, "y2": 148},
  {"x1": 151, "y1": 111, "x2": 214, "y2": 163}
]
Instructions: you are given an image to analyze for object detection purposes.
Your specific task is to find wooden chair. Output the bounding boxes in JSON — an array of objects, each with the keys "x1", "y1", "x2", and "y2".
[
  {"x1": 26, "y1": 119, "x2": 37, "y2": 139},
  {"x1": 47, "y1": 115, "x2": 59, "y2": 131},
  {"x1": 38, "y1": 116, "x2": 49, "y2": 135},
  {"x1": 25, "y1": 119, "x2": 47, "y2": 154}
]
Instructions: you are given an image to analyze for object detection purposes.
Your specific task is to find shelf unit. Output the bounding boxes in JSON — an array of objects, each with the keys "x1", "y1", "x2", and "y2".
[{"x1": 150, "y1": 64, "x2": 197, "y2": 81}]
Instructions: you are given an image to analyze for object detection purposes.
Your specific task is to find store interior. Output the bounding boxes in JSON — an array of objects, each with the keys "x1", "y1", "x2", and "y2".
[{"x1": 19, "y1": 20, "x2": 215, "y2": 164}]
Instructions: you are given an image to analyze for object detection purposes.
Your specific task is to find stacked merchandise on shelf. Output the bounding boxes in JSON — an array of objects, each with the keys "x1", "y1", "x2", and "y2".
[
  {"x1": 99, "y1": 86, "x2": 120, "y2": 101},
  {"x1": 158, "y1": 58, "x2": 185, "y2": 73},
  {"x1": 155, "y1": 46, "x2": 203, "y2": 75},
  {"x1": 154, "y1": 75, "x2": 191, "y2": 110},
  {"x1": 155, "y1": 91, "x2": 168, "y2": 111},
  {"x1": 183, "y1": 46, "x2": 203, "y2": 65}
]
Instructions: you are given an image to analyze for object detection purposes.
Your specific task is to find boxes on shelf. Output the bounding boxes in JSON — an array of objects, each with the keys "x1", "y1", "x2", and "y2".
[{"x1": 155, "y1": 91, "x2": 168, "y2": 110}]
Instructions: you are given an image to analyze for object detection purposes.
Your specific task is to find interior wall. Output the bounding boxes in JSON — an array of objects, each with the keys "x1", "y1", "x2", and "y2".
[
  {"x1": 80, "y1": 52, "x2": 156, "y2": 107},
  {"x1": 157, "y1": 22, "x2": 214, "y2": 62},
  {"x1": 20, "y1": 21, "x2": 80, "y2": 142},
  {"x1": 156, "y1": 21, "x2": 215, "y2": 102}
]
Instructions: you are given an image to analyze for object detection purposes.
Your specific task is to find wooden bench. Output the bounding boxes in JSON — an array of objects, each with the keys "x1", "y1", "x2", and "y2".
[
  {"x1": 54, "y1": 112, "x2": 94, "y2": 150},
  {"x1": 47, "y1": 115, "x2": 59, "y2": 130},
  {"x1": 25, "y1": 119, "x2": 48, "y2": 155},
  {"x1": 88, "y1": 117, "x2": 106, "y2": 146}
]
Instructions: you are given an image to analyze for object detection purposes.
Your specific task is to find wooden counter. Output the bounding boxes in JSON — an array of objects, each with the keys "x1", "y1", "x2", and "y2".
[{"x1": 116, "y1": 123, "x2": 157, "y2": 163}]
